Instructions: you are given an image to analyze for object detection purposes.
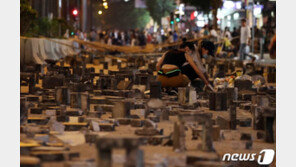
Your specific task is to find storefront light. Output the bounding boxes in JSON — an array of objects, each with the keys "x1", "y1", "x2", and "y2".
[
  {"x1": 254, "y1": 8, "x2": 261, "y2": 16},
  {"x1": 235, "y1": 2, "x2": 242, "y2": 9},
  {"x1": 179, "y1": 4, "x2": 185, "y2": 15},
  {"x1": 217, "y1": 10, "x2": 223, "y2": 19},
  {"x1": 194, "y1": 11, "x2": 198, "y2": 17},
  {"x1": 197, "y1": 20, "x2": 205, "y2": 27},
  {"x1": 234, "y1": 13, "x2": 239, "y2": 20},
  {"x1": 197, "y1": 14, "x2": 204, "y2": 20},
  {"x1": 254, "y1": 5, "x2": 263, "y2": 17},
  {"x1": 227, "y1": 15, "x2": 231, "y2": 20},
  {"x1": 223, "y1": 1, "x2": 235, "y2": 9},
  {"x1": 209, "y1": 13, "x2": 212, "y2": 19}
]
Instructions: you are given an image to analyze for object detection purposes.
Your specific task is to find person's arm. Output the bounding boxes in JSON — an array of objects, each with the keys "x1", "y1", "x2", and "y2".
[
  {"x1": 184, "y1": 53, "x2": 209, "y2": 85},
  {"x1": 268, "y1": 35, "x2": 276, "y2": 50},
  {"x1": 194, "y1": 46, "x2": 209, "y2": 78},
  {"x1": 156, "y1": 51, "x2": 167, "y2": 71},
  {"x1": 247, "y1": 27, "x2": 251, "y2": 45}
]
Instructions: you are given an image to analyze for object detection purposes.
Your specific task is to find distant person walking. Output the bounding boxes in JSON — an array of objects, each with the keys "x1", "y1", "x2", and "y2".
[{"x1": 239, "y1": 19, "x2": 251, "y2": 60}]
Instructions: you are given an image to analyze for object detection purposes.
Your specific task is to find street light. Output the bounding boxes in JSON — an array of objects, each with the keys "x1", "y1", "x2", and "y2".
[
  {"x1": 72, "y1": 9, "x2": 78, "y2": 16},
  {"x1": 103, "y1": 1, "x2": 108, "y2": 9},
  {"x1": 98, "y1": 10, "x2": 103, "y2": 15}
]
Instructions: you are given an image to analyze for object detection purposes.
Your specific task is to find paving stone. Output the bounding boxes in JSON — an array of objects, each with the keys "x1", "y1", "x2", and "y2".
[
  {"x1": 117, "y1": 118, "x2": 131, "y2": 125},
  {"x1": 42, "y1": 75, "x2": 64, "y2": 89},
  {"x1": 212, "y1": 125, "x2": 220, "y2": 141},
  {"x1": 238, "y1": 118, "x2": 252, "y2": 127},
  {"x1": 112, "y1": 101, "x2": 131, "y2": 118},
  {"x1": 29, "y1": 108, "x2": 43, "y2": 115},
  {"x1": 85, "y1": 133, "x2": 99, "y2": 143},
  {"x1": 70, "y1": 92, "x2": 89, "y2": 112},
  {"x1": 130, "y1": 119, "x2": 144, "y2": 127},
  {"x1": 178, "y1": 87, "x2": 188, "y2": 105},
  {"x1": 240, "y1": 133, "x2": 252, "y2": 141},
  {"x1": 229, "y1": 105, "x2": 237, "y2": 130},
  {"x1": 55, "y1": 86, "x2": 70, "y2": 105},
  {"x1": 117, "y1": 80, "x2": 132, "y2": 90},
  {"x1": 209, "y1": 92, "x2": 227, "y2": 111},
  {"x1": 148, "y1": 116, "x2": 160, "y2": 122},
  {"x1": 216, "y1": 116, "x2": 230, "y2": 130},
  {"x1": 135, "y1": 128, "x2": 160, "y2": 136},
  {"x1": 150, "y1": 81, "x2": 161, "y2": 99},
  {"x1": 257, "y1": 131, "x2": 265, "y2": 139},
  {"x1": 99, "y1": 123, "x2": 115, "y2": 131}
]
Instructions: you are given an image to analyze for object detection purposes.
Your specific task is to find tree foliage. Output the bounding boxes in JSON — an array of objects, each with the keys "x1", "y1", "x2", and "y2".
[
  {"x1": 20, "y1": 0, "x2": 74, "y2": 38},
  {"x1": 20, "y1": 0, "x2": 38, "y2": 35},
  {"x1": 145, "y1": 0, "x2": 176, "y2": 26},
  {"x1": 93, "y1": 0, "x2": 150, "y2": 30}
]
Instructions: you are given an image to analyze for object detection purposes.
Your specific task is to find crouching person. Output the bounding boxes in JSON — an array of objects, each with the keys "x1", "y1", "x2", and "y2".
[{"x1": 156, "y1": 42, "x2": 214, "y2": 91}]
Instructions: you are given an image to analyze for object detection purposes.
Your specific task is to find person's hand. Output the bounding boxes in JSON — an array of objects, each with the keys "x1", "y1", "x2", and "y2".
[
  {"x1": 205, "y1": 83, "x2": 215, "y2": 92},
  {"x1": 208, "y1": 84, "x2": 215, "y2": 92}
]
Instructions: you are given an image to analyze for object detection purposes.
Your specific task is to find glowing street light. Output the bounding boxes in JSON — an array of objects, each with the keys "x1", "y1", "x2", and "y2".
[
  {"x1": 103, "y1": 2, "x2": 108, "y2": 6},
  {"x1": 98, "y1": 10, "x2": 103, "y2": 15},
  {"x1": 72, "y1": 9, "x2": 78, "y2": 16}
]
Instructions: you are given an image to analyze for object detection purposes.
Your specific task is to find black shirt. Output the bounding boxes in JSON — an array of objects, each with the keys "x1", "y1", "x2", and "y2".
[{"x1": 161, "y1": 49, "x2": 187, "y2": 69}]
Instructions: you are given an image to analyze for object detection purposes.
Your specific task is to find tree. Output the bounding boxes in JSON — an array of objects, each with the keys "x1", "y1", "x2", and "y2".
[
  {"x1": 21, "y1": 0, "x2": 74, "y2": 38},
  {"x1": 182, "y1": 0, "x2": 223, "y2": 29},
  {"x1": 145, "y1": 0, "x2": 175, "y2": 27},
  {"x1": 93, "y1": 0, "x2": 150, "y2": 30},
  {"x1": 20, "y1": 0, "x2": 38, "y2": 35}
]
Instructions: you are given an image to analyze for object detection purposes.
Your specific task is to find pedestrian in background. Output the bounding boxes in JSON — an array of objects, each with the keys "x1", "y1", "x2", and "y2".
[
  {"x1": 167, "y1": 31, "x2": 174, "y2": 44},
  {"x1": 232, "y1": 27, "x2": 239, "y2": 38},
  {"x1": 173, "y1": 31, "x2": 178, "y2": 42},
  {"x1": 223, "y1": 27, "x2": 232, "y2": 40},
  {"x1": 239, "y1": 19, "x2": 251, "y2": 60},
  {"x1": 89, "y1": 28, "x2": 97, "y2": 41}
]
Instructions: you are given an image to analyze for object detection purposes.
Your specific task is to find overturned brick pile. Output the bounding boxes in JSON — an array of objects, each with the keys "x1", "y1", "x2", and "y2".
[{"x1": 20, "y1": 54, "x2": 276, "y2": 167}]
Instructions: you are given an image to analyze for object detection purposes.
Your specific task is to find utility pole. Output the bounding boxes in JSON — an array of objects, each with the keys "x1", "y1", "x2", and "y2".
[
  {"x1": 58, "y1": 0, "x2": 62, "y2": 36},
  {"x1": 82, "y1": 0, "x2": 88, "y2": 32},
  {"x1": 66, "y1": 0, "x2": 70, "y2": 22}
]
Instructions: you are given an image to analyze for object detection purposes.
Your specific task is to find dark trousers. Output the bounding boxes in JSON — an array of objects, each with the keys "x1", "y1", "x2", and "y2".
[
  {"x1": 180, "y1": 64, "x2": 206, "y2": 91},
  {"x1": 180, "y1": 64, "x2": 199, "y2": 81}
]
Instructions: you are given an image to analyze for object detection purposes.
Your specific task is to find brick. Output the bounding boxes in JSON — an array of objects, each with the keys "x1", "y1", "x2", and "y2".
[
  {"x1": 42, "y1": 75, "x2": 64, "y2": 89},
  {"x1": 229, "y1": 105, "x2": 236, "y2": 130},
  {"x1": 216, "y1": 116, "x2": 230, "y2": 130},
  {"x1": 112, "y1": 101, "x2": 130, "y2": 118},
  {"x1": 70, "y1": 92, "x2": 89, "y2": 112},
  {"x1": 240, "y1": 133, "x2": 252, "y2": 140},
  {"x1": 212, "y1": 125, "x2": 220, "y2": 141},
  {"x1": 239, "y1": 118, "x2": 252, "y2": 127},
  {"x1": 150, "y1": 81, "x2": 161, "y2": 99},
  {"x1": 99, "y1": 123, "x2": 115, "y2": 131},
  {"x1": 29, "y1": 108, "x2": 43, "y2": 115},
  {"x1": 130, "y1": 119, "x2": 144, "y2": 127},
  {"x1": 135, "y1": 128, "x2": 160, "y2": 136},
  {"x1": 209, "y1": 92, "x2": 227, "y2": 111}
]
